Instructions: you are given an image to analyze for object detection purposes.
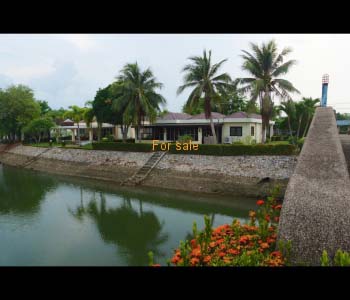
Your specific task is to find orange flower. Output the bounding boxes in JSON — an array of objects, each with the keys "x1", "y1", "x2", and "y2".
[
  {"x1": 265, "y1": 215, "x2": 270, "y2": 222},
  {"x1": 274, "y1": 204, "x2": 282, "y2": 210},
  {"x1": 271, "y1": 251, "x2": 282, "y2": 257},
  {"x1": 190, "y1": 257, "x2": 200, "y2": 266},
  {"x1": 190, "y1": 239, "x2": 197, "y2": 248},
  {"x1": 218, "y1": 251, "x2": 226, "y2": 257},
  {"x1": 216, "y1": 238, "x2": 225, "y2": 245},
  {"x1": 256, "y1": 200, "x2": 264, "y2": 206},
  {"x1": 203, "y1": 255, "x2": 211, "y2": 263},
  {"x1": 191, "y1": 247, "x2": 201, "y2": 257},
  {"x1": 228, "y1": 249, "x2": 239, "y2": 255},
  {"x1": 267, "y1": 237, "x2": 275, "y2": 244},
  {"x1": 171, "y1": 255, "x2": 181, "y2": 264},
  {"x1": 260, "y1": 242, "x2": 269, "y2": 249},
  {"x1": 274, "y1": 217, "x2": 280, "y2": 222},
  {"x1": 209, "y1": 241, "x2": 216, "y2": 248},
  {"x1": 220, "y1": 244, "x2": 226, "y2": 250}
]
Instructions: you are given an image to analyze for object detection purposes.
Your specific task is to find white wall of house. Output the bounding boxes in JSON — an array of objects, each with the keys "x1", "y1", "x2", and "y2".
[
  {"x1": 115, "y1": 126, "x2": 135, "y2": 139},
  {"x1": 222, "y1": 122, "x2": 259, "y2": 143}
]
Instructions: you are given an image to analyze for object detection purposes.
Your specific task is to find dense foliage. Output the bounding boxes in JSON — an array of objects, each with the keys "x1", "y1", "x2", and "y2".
[{"x1": 0, "y1": 85, "x2": 41, "y2": 141}]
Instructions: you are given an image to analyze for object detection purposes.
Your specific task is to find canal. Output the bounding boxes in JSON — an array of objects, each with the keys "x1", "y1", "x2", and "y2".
[{"x1": 0, "y1": 164, "x2": 257, "y2": 266}]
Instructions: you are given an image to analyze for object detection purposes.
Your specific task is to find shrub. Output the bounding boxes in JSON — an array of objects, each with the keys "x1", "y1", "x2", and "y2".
[
  {"x1": 149, "y1": 186, "x2": 288, "y2": 267},
  {"x1": 178, "y1": 135, "x2": 193, "y2": 142},
  {"x1": 297, "y1": 138, "x2": 305, "y2": 150},
  {"x1": 92, "y1": 142, "x2": 153, "y2": 152},
  {"x1": 101, "y1": 137, "x2": 109, "y2": 142}
]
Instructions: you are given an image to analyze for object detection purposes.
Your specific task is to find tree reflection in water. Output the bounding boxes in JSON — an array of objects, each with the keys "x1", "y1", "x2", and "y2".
[
  {"x1": 69, "y1": 189, "x2": 169, "y2": 266},
  {"x1": 0, "y1": 165, "x2": 57, "y2": 215}
]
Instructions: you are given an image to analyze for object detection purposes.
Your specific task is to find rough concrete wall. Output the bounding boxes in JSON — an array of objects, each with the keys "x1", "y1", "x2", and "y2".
[{"x1": 278, "y1": 107, "x2": 350, "y2": 265}]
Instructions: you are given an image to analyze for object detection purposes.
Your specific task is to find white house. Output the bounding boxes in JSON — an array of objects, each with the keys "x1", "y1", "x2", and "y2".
[
  {"x1": 137, "y1": 111, "x2": 274, "y2": 144},
  {"x1": 53, "y1": 111, "x2": 274, "y2": 144}
]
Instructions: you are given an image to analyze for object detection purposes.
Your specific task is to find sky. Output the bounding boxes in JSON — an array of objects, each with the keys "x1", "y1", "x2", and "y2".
[{"x1": 1, "y1": 34, "x2": 350, "y2": 113}]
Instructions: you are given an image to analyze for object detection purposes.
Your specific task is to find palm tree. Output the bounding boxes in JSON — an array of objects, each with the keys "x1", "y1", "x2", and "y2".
[
  {"x1": 64, "y1": 105, "x2": 85, "y2": 145},
  {"x1": 302, "y1": 97, "x2": 320, "y2": 137},
  {"x1": 279, "y1": 99, "x2": 296, "y2": 137},
  {"x1": 238, "y1": 40, "x2": 300, "y2": 143},
  {"x1": 113, "y1": 63, "x2": 166, "y2": 142},
  {"x1": 177, "y1": 50, "x2": 233, "y2": 143},
  {"x1": 295, "y1": 101, "x2": 305, "y2": 138}
]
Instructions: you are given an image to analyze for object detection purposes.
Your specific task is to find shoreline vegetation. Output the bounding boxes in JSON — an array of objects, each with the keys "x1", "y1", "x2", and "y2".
[{"x1": 149, "y1": 186, "x2": 350, "y2": 267}]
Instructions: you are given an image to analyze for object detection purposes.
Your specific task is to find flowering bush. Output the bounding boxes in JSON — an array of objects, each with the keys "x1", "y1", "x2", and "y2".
[{"x1": 150, "y1": 186, "x2": 292, "y2": 267}]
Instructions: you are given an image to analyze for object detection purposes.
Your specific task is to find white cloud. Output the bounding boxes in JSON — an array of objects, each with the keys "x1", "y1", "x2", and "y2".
[{"x1": 59, "y1": 34, "x2": 98, "y2": 51}]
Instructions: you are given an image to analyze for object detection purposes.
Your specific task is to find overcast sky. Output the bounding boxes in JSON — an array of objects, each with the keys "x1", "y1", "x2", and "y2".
[{"x1": 1, "y1": 34, "x2": 350, "y2": 113}]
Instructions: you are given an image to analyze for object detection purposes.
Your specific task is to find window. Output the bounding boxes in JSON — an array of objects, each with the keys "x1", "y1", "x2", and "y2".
[
  {"x1": 251, "y1": 126, "x2": 255, "y2": 136},
  {"x1": 166, "y1": 127, "x2": 198, "y2": 141},
  {"x1": 141, "y1": 127, "x2": 153, "y2": 140},
  {"x1": 230, "y1": 126, "x2": 242, "y2": 136}
]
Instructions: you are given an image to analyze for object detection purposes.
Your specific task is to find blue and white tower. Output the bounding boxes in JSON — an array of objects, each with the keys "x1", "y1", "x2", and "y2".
[{"x1": 321, "y1": 74, "x2": 329, "y2": 107}]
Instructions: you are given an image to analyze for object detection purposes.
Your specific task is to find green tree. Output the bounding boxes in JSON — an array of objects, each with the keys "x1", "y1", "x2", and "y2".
[
  {"x1": 301, "y1": 97, "x2": 319, "y2": 137},
  {"x1": 238, "y1": 40, "x2": 299, "y2": 143},
  {"x1": 92, "y1": 85, "x2": 121, "y2": 142},
  {"x1": 23, "y1": 117, "x2": 55, "y2": 143},
  {"x1": 278, "y1": 99, "x2": 296, "y2": 137},
  {"x1": 37, "y1": 100, "x2": 52, "y2": 116},
  {"x1": 113, "y1": 63, "x2": 166, "y2": 142},
  {"x1": 0, "y1": 85, "x2": 41, "y2": 141},
  {"x1": 177, "y1": 50, "x2": 233, "y2": 143}
]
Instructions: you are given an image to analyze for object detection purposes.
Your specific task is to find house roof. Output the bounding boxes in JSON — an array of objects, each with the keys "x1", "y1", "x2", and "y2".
[
  {"x1": 158, "y1": 112, "x2": 191, "y2": 120},
  {"x1": 189, "y1": 112, "x2": 226, "y2": 120},
  {"x1": 224, "y1": 111, "x2": 262, "y2": 119}
]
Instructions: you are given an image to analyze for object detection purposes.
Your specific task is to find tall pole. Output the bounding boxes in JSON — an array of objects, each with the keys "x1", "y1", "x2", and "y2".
[{"x1": 321, "y1": 74, "x2": 329, "y2": 107}]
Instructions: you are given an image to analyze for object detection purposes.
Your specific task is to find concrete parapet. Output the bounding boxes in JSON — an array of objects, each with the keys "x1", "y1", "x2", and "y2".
[{"x1": 278, "y1": 107, "x2": 350, "y2": 265}]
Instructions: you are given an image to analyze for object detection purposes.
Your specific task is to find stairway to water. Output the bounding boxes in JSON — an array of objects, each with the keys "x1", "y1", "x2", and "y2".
[{"x1": 122, "y1": 151, "x2": 166, "y2": 186}]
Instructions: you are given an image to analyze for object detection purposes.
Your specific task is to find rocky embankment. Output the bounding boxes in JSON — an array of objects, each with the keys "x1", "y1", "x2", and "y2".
[{"x1": 0, "y1": 145, "x2": 297, "y2": 197}]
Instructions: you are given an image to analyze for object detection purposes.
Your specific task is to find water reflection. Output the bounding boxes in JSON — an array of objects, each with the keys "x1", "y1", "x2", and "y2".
[
  {"x1": 69, "y1": 189, "x2": 168, "y2": 266},
  {"x1": 0, "y1": 165, "x2": 57, "y2": 215}
]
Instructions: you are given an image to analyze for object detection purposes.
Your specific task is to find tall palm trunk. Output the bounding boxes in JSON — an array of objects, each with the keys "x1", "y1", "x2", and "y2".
[
  {"x1": 205, "y1": 95, "x2": 217, "y2": 144},
  {"x1": 296, "y1": 116, "x2": 303, "y2": 138},
  {"x1": 209, "y1": 116, "x2": 217, "y2": 144}
]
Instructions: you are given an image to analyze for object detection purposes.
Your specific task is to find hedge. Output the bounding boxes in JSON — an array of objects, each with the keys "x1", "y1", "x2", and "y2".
[{"x1": 92, "y1": 142, "x2": 297, "y2": 156}]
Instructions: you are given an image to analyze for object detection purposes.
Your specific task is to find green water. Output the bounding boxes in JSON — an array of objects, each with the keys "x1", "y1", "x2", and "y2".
[{"x1": 0, "y1": 164, "x2": 257, "y2": 266}]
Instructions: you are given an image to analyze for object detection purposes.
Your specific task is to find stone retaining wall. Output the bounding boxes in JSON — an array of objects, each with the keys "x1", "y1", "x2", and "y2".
[{"x1": 0, "y1": 145, "x2": 297, "y2": 197}]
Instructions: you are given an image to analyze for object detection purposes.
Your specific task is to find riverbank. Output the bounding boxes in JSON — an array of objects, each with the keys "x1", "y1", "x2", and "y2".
[{"x1": 0, "y1": 145, "x2": 297, "y2": 197}]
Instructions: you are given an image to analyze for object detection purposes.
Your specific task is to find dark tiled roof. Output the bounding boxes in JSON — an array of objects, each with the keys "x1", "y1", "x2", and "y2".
[
  {"x1": 225, "y1": 111, "x2": 262, "y2": 119},
  {"x1": 158, "y1": 112, "x2": 191, "y2": 120},
  {"x1": 190, "y1": 112, "x2": 226, "y2": 119}
]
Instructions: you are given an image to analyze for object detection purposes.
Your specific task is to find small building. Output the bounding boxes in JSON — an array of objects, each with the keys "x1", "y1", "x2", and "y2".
[
  {"x1": 52, "y1": 120, "x2": 135, "y2": 142},
  {"x1": 137, "y1": 111, "x2": 274, "y2": 144},
  {"x1": 337, "y1": 120, "x2": 350, "y2": 134}
]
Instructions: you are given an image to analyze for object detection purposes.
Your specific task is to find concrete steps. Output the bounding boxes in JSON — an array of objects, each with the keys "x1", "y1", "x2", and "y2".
[
  {"x1": 122, "y1": 151, "x2": 166, "y2": 186},
  {"x1": 22, "y1": 147, "x2": 53, "y2": 168}
]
